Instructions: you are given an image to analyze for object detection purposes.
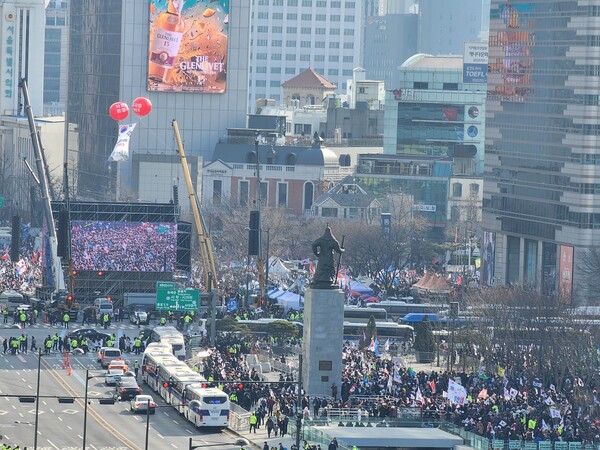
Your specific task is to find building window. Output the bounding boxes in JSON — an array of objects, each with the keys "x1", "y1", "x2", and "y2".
[
  {"x1": 300, "y1": 54, "x2": 310, "y2": 61},
  {"x1": 286, "y1": 67, "x2": 295, "y2": 74},
  {"x1": 260, "y1": 182, "x2": 268, "y2": 204},
  {"x1": 270, "y1": 80, "x2": 280, "y2": 87},
  {"x1": 287, "y1": 13, "x2": 297, "y2": 20},
  {"x1": 300, "y1": 41, "x2": 311, "y2": 48},
  {"x1": 271, "y1": 53, "x2": 282, "y2": 60},
  {"x1": 256, "y1": 80, "x2": 266, "y2": 87},
  {"x1": 257, "y1": 12, "x2": 269, "y2": 19},
  {"x1": 286, "y1": 40, "x2": 297, "y2": 47},
  {"x1": 239, "y1": 181, "x2": 249, "y2": 207},
  {"x1": 452, "y1": 183, "x2": 463, "y2": 198},
  {"x1": 301, "y1": 14, "x2": 312, "y2": 20},
  {"x1": 329, "y1": 55, "x2": 339, "y2": 62},
  {"x1": 451, "y1": 206, "x2": 460, "y2": 222},
  {"x1": 328, "y1": 69, "x2": 339, "y2": 76},
  {"x1": 287, "y1": 26, "x2": 297, "y2": 33},
  {"x1": 343, "y1": 56, "x2": 353, "y2": 63},
  {"x1": 443, "y1": 83, "x2": 459, "y2": 91},
  {"x1": 256, "y1": 67, "x2": 267, "y2": 73},
  {"x1": 271, "y1": 39, "x2": 282, "y2": 46},
  {"x1": 329, "y1": 42, "x2": 340, "y2": 49},
  {"x1": 256, "y1": 53, "x2": 268, "y2": 60},
  {"x1": 344, "y1": 29, "x2": 354, "y2": 36},
  {"x1": 272, "y1": 26, "x2": 283, "y2": 33},
  {"x1": 330, "y1": 15, "x2": 341, "y2": 21},
  {"x1": 273, "y1": 12, "x2": 283, "y2": 19},
  {"x1": 286, "y1": 54, "x2": 297, "y2": 61},
  {"x1": 315, "y1": 42, "x2": 325, "y2": 48},
  {"x1": 470, "y1": 183, "x2": 480, "y2": 195},
  {"x1": 316, "y1": 14, "x2": 326, "y2": 21},
  {"x1": 414, "y1": 82, "x2": 429, "y2": 89},
  {"x1": 344, "y1": 15, "x2": 354, "y2": 22},
  {"x1": 301, "y1": 27, "x2": 311, "y2": 34},
  {"x1": 277, "y1": 183, "x2": 288, "y2": 207},
  {"x1": 358, "y1": 87, "x2": 365, "y2": 94},
  {"x1": 271, "y1": 67, "x2": 281, "y2": 73},
  {"x1": 257, "y1": 26, "x2": 268, "y2": 32},
  {"x1": 302, "y1": 0, "x2": 312, "y2": 6},
  {"x1": 213, "y1": 180, "x2": 222, "y2": 205},
  {"x1": 287, "y1": 0, "x2": 298, "y2": 5},
  {"x1": 304, "y1": 182, "x2": 314, "y2": 210},
  {"x1": 343, "y1": 42, "x2": 354, "y2": 49},
  {"x1": 322, "y1": 207, "x2": 338, "y2": 217}
]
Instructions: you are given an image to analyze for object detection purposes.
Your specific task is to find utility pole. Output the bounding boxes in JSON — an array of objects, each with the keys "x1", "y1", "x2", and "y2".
[
  {"x1": 296, "y1": 354, "x2": 303, "y2": 450},
  {"x1": 255, "y1": 135, "x2": 265, "y2": 305}
]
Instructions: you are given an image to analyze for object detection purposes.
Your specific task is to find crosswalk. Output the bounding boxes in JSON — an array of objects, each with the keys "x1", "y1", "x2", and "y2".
[{"x1": 0, "y1": 322, "x2": 146, "y2": 331}]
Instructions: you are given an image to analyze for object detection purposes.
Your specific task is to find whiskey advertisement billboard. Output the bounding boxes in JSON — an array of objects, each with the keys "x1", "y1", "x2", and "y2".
[{"x1": 147, "y1": 0, "x2": 229, "y2": 93}]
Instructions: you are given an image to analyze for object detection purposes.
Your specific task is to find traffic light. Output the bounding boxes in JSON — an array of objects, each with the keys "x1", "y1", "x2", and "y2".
[
  {"x1": 97, "y1": 271, "x2": 104, "y2": 277},
  {"x1": 58, "y1": 397, "x2": 74, "y2": 404}
]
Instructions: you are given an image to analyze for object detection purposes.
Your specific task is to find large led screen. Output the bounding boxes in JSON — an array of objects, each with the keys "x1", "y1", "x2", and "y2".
[
  {"x1": 147, "y1": 0, "x2": 229, "y2": 93},
  {"x1": 71, "y1": 221, "x2": 177, "y2": 272}
]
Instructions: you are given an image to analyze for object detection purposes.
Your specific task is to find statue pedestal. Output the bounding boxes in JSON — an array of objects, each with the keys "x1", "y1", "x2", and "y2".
[{"x1": 302, "y1": 287, "x2": 344, "y2": 397}]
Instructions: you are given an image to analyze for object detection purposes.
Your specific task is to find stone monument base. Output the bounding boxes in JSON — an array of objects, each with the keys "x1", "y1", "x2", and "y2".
[{"x1": 302, "y1": 287, "x2": 344, "y2": 397}]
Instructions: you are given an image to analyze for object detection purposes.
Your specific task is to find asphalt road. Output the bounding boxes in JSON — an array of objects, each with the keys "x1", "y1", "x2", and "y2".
[{"x1": 0, "y1": 321, "x2": 242, "y2": 450}]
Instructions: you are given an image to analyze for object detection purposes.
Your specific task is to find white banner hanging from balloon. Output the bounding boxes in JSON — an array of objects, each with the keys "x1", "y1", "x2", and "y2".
[{"x1": 108, "y1": 123, "x2": 137, "y2": 162}]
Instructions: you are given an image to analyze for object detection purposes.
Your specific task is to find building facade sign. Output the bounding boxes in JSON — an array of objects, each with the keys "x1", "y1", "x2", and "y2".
[{"x1": 463, "y1": 42, "x2": 488, "y2": 83}]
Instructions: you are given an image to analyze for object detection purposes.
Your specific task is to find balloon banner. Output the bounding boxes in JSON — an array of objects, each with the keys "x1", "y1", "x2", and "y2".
[
  {"x1": 109, "y1": 102, "x2": 129, "y2": 121},
  {"x1": 108, "y1": 123, "x2": 137, "y2": 162}
]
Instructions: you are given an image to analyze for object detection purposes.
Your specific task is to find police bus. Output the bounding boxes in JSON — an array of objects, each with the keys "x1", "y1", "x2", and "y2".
[
  {"x1": 141, "y1": 351, "x2": 179, "y2": 391},
  {"x1": 170, "y1": 371, "x2": 206, "y2": 412},
  {"x1": 156, "y1": 360, "x2": 190, "y2": 401},
  {"x1": 183, "y1": 384, "x2": 230, "y2": 428},
  {"x1": 343, "y1": 321, "x2": 414, "y2": 342},
  {"x1": 343, "y1": 306, "x2": 388, "y2": 323},
  {"x1": 150, "y1": 326, "x2": 187, "y2": 360}
]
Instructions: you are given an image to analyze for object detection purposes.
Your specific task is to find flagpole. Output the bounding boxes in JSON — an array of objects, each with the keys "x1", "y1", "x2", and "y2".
[{"x1": 335, "y1": 235, "x2": 345, "y2": 282}]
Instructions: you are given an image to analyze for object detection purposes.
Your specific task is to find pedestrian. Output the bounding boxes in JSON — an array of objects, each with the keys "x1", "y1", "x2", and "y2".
[
  {"x1": 63, "y1": 312, "x2": 70, "y2": 329},
  {"x1": 328, "y1": 438, "x2": 338, "y2": 450},
  {"x1": 2, "y1": 337, "x2": 7, "y2": 354},
  {"x1": 249, "y1": 411, "x2": 258, "y2": 433},
  {"x1": 263, "y1": 442, "x2": 269, "y2": 450},
  {"x1": 266, "y1": 415, "x2": 274, "y2": 438},
  {"x1": 134, "y1": 360, "x2": 140, "y2": 378},
  {"x1": 30, "y1": 336, "x2": 37, "y2": 352}
]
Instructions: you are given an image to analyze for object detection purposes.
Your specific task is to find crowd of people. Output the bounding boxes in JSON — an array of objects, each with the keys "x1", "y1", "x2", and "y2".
[{"x1": 0, "y1": 223, "x2": 43, "y2": 292}]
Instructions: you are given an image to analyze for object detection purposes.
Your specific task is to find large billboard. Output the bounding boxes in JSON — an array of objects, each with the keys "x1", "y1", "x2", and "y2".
[
  {"x1": 71, "y1": 220, "x2": 177, "y2": 272},
  {"x1": 463, "y1": 42, "x2": 488, "y2": 84},
  {"x1": 558, "y1": 245, "x2": 573, "y2": 304},
  {"x1": 147, "y1": 0, "x2": 229, "y2": 93},
  {"x1": 481, "y1": 231, "x2": 496, "y2": 286},
  {"x1": 488, "y1": 2, "x2": 534, "y2": 102}
]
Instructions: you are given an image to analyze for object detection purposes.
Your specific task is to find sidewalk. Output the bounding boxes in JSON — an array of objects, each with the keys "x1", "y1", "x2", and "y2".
[{"x1": 237, "y1": 423, "x2": 299, "y2": 450}]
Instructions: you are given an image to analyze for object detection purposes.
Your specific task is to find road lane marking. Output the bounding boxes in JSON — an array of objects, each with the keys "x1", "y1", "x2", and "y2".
[
  {"x1": 46, "y1": 439, "x2": 60, "y2": 449},
  {"x1": 58, "y1": 417, "x2": 63, "y2": 421}
]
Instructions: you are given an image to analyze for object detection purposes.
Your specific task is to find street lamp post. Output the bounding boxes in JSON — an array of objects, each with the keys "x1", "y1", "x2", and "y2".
[
  {"x1": 34, "y1": 348, "x2": 42, "y2": 450},
  {"x1": 82, "y1": 370, "x2": 90, "y2": 450}
]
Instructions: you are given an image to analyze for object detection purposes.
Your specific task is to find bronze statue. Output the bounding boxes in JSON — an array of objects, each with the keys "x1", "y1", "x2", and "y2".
[{"x1": 311, "y1": 225, "x2": 344, "y2": 288}]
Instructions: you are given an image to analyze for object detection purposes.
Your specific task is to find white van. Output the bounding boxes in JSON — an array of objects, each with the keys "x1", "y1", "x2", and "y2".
[{"x1": 94, "y1": 298, "x2": 114, "y2": 321}]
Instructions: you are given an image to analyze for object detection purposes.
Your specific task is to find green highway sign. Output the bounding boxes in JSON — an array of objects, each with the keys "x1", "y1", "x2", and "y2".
[
  {"x1": 156, "y1": 281, "x2": 175, "y2": 290},
  {"x1": 156, "y1": 286, "x2": 199, "y2": 311}
]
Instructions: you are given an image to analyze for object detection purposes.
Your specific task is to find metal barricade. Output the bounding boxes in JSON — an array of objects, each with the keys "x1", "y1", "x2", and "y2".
[{"x1": 228, "y1": 403, "x2": 251, "y2": 431}]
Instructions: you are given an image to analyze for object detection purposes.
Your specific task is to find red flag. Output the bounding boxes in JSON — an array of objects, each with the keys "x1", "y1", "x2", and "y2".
[
  {"x1": 309, "y1": 262, "x2": 315, "y2": 274},
  {"x1": 1, "y1": 253, "x2": 7, "y2": 261},
  {"x1": 429, "y1": 380, "x2": 436, "y2": 394}
]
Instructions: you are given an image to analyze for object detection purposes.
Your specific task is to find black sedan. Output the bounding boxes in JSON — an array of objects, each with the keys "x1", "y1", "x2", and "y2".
[
  {"x1": 116, "y1": 376, "x2": 141, "y2": 400},
  {"x1": 69, "y1": 328, "x2": 111, "y2": 343}
]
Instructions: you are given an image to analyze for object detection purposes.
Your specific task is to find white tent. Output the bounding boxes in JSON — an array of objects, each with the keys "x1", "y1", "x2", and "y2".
[
  {"x1": 276, "y1": 291, "x2": 304, "y2": 312},
  {"x1": 268, "y1": 257, "x2": 291, "y2": 276}
]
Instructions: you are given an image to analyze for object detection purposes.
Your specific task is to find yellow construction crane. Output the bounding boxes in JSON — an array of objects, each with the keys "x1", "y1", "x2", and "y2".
[{"x1": 171, "y1": 120, "x2": 218, "y2": 291}]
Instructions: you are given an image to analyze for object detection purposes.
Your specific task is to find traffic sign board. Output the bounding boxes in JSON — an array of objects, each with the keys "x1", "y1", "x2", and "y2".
[
  {"x1": 156, "y1": 287, "x2": 199, "y2": 311},
  {"x1": 156, "y1": 281, "x2": 175, "y2": 290}
]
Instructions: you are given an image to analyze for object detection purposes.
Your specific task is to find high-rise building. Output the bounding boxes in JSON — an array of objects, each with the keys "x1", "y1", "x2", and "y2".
[
  {"x1": 363, "y1": 14, "x2": 418, "y2": 86},
  {"x1": 483, "y1": 1, "x2": 598, "y2": 303},
  {"x1": 66, "y1": 1, "x2": 250, "y2": 202},
  {"x1": 248, "y1": 0, "x2": 363, "y2": 112},
  {"x1": 417, "y1": 0, "x2": 484, "y2": 55},
  {"x1": 43, "y1": 0, "x2": 69, "y2": 116},
  {"x1": 0, "y1": 0, "x2": 45, "y2": 115}
]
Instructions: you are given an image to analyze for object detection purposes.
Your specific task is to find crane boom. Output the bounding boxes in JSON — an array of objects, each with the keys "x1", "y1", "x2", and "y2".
[
  {"x1": 171, "y1": 120, "x2": 218, "y2": 291},
  {"x1": 19, "y1": 78, "x2": 65, "y2": 293}
]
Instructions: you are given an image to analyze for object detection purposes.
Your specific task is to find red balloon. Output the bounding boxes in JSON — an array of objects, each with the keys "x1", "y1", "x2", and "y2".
[
  {"x1": 109, "y1": 102, "x2": 129, "y2": 121},
  {"x1": 132, "y1": 97, "x2": 152, "y2": 117}
]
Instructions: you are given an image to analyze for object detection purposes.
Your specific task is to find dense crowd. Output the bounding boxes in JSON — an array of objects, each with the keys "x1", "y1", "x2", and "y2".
[{"x1": 0, "y1": 225, "x2": 43, "y2": 292}]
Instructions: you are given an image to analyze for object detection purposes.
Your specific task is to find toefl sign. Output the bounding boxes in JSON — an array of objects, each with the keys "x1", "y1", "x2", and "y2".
[{"x1": 463, "y1": 42, "x2": 488, "y2": 84}]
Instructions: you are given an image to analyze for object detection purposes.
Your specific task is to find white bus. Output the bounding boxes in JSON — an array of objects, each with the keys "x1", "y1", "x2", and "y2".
[
  {"x1": 141, "y1": 351, "x2": 180, "y2": 391},
  {"x1": 170, "y1": 372, "x2": 206, "y2": 413},
  {"x1": 156, "y1": 360, "x2": 190, "y2": 401},
  {"x1": 183, "y1": 385, "x2": 230, "y2": 428},
  {"x1": 150, "y1": 326, "x2": 186, "y2": 360}
]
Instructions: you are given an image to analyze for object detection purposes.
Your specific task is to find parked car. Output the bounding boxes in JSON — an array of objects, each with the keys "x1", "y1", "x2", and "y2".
[
  {"x1": 105, "y1": 368, "x2": 125, "y2": 386},
  {"x1": 130, "y1": 394, "x2": 156, "y2": 414},
  {"x1": 98, "y1": 347, "x2": 123, "y2": 368},
  {"x1": 70, "y1": 328, "x2": 110, "y2": 344},
  {"x1": 108, "y1": 360, "x2": 129, "y2": 372},
  {"x1": 124, "y1": 303, "x2": 156, "y2": 321},
  {"x1": 116, "y1": 376, "x2": 141, "y2": 401},
  {"x1": 129, "y1": 310, "x2": 149, "y2": 325}
]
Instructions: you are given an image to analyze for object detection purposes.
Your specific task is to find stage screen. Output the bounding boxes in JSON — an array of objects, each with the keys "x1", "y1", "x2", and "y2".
[{"x1": 71, "y1": 221, "x2": 177, "y2": 272}]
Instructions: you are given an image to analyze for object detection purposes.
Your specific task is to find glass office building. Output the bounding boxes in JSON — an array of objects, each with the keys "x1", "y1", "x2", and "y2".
[{"x1": 483, "y1": 1, "x2": 600, "y2": 303}]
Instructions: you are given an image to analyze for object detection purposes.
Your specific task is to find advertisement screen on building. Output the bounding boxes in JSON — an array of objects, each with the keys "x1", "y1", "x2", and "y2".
[
  {"x1": 71, "y1": 220, "x2": 177, "y2": 272},
  {"x1": 463, "y1": 42, "x2": 488, "y2": 83},
  {"x1": 481, "y1": 231, "x2": 496, "y2": 286},
  {"x1": 558, "y1": 245, "x2": 573, "y2": 304},
  {"x1": 488, "y1": 3, "x2": 534, "y2": 102},
  {"x1": 147, "y1": 0, "x2": 229, "y2": 93}
]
